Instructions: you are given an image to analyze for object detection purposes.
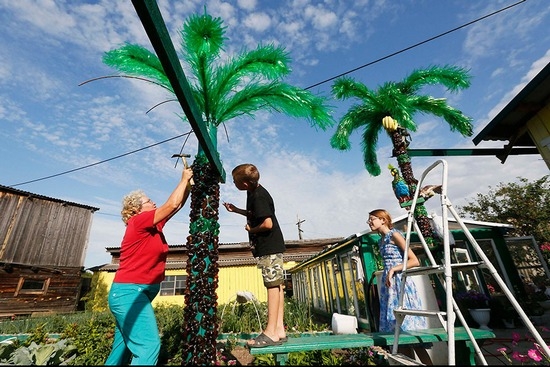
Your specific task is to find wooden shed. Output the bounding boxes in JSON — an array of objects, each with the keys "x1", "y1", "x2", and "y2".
[{"x1": 0, "y1": 185, "x2": 99, "y2": 316}]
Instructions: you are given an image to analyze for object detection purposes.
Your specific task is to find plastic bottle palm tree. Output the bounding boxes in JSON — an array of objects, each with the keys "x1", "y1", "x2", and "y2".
[
  {"x1": 330, "y1": 65, "x2": 473, "y2": 247},
  {"x1": 102, "y1": 10, "x2": 333, "y2": 364}
]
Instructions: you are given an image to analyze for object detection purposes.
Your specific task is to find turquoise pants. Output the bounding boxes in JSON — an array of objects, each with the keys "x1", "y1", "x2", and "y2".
[{"x1": 105, "y1": 283, "x2": 161, "y2": 365}]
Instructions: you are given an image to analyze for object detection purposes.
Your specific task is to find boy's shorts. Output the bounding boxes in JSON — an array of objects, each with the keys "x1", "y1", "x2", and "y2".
[{"x1": 257, "y1": 253, "x2": 284, "y2": 288}]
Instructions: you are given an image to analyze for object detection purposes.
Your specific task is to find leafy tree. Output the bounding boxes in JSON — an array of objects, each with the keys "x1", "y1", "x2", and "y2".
[
  {"x1": 80, "y1": 272, "x2": 108, "y2": 312},
  {"x1": 101, "y1": 9, "x2": 333, "y2": 364},
  {"x1": 330, "y1": 66, "x2": 473, "y2": 245},
  {"x1": 458, "y1": 175, "x2": 550, "y2": 242}
]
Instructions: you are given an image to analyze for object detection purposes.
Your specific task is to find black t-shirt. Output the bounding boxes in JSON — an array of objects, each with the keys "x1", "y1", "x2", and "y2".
[{"x1": 246, "y1": 185, "x2": 285, "y2": 257}]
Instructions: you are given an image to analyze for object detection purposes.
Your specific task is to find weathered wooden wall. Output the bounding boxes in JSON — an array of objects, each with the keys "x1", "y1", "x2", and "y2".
[
  {"x1": 0, "y1": 188, "x2": 97, "y2": 267},
  {"x1": 0, "y1": 266, "x2": 83, "y2": 315},
  {"x1": 0, "y1": 185, "x2": 98, "y2": 315}
]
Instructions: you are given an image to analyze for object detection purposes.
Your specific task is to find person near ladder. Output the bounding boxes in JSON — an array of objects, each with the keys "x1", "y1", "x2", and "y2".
[
  {"x1": 223, "y1": 163, "x2": 287, "y2": 348},
  {"x1": 368, "y1": 209, "x2": 433, "y2": 365}
]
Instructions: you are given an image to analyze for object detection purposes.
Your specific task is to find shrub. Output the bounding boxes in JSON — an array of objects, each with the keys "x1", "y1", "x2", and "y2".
[
  {"x1": 79, "y1": 273, "x2": 109, "y2": 312},
  {"x1": 60, "y1": 312, "x2": 115, "y2": 365},
  {"x1": 284, "y1": 298, "x2": 328, "y2": 332},
  {"x1": 0, "y1": 312, "x2": 93, "y2": 334},
  {"x1": 154, "y1": 303, "x2": 185, "y2": 365}
]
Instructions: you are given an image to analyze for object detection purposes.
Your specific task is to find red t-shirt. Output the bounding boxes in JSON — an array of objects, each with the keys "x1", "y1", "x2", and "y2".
[{"x1": 113, "y1": 210, "x2": 169, "y2": 284}]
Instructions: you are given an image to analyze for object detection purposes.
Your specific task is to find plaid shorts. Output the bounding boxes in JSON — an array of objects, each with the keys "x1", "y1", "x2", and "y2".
[{"x1": 257, "y1": 253, "x2": 284, "y2": 288}]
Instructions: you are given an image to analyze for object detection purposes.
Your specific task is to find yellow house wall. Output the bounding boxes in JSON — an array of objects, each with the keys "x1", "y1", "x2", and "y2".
[
  {"x1": 98, "y1": 272, "x2": 115, "y2": 292},
  {"x1": 96, "y1": 260, "x2": 300, "y2": 308},
  {"x1": 528, "y1": 104, "x2": 550, "y2": 170}
]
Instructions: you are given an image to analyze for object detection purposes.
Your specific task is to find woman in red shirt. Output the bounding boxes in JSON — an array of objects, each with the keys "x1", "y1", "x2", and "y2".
[{"x1": 105, "y1": 167, "x2": 193, "y2": 365}]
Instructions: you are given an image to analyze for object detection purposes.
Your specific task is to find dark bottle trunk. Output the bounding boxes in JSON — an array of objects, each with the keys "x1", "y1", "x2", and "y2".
[
  {"x1": 390, "y1": 129, "x2": 435, "y2": 246},
  {"x1": 181, "y1": 154, "x2": 221, "y2": 365}
]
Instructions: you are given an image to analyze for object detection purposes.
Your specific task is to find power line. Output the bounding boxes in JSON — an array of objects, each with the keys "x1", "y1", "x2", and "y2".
[
  {"x1": 306, "y1": 0, "x2": 526, "y2": 90},
  {"x1": 11, "y1": 1, "x2": 525, "y2": 188},
  {"x1": 11, "y1": 131, "x2": 192, "y2": 187}
]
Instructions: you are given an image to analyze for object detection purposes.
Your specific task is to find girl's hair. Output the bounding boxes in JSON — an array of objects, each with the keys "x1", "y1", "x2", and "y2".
[
  {"x1": 232, "y1": 163, "x2": 259, "y2": 187},
  {"x1": 121, "y1": 189, "x2": 145, "y2": 225},
  {"x1": 369, "y1": 208, "x2": 394, "y2": 229}
]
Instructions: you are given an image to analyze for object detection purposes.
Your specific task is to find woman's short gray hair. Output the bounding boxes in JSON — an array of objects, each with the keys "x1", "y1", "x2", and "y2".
[{"x1": 121, "y1": 189, "x2": 145, "y2": 225}]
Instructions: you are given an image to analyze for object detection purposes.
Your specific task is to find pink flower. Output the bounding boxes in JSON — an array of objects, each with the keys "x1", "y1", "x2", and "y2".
[
  {"x1": 540, "y1": 242, "x2": 550, "y2": 252},
  {"x1": 512, "y1": 351, "x2": 530, "y2": 363},
  {"x1": 512, "y1": 332, "x2": 521, "y2": 345},
  {"x1": 496, "y1": 347, "x2": 507, "y2": 353},
  {"x1": 528, "y1": 349, "x2": 543, "y2": 362}
]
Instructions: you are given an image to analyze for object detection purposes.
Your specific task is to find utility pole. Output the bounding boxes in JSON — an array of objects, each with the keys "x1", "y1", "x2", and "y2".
[{"x1": 296, "y1": 215, "x2": 305, "y2": 240}]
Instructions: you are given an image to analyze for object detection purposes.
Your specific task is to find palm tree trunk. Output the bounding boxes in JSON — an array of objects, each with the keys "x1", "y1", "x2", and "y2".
[
  {"x1": 390, "y1": 130, "x2": 435, "y2": 247},
  {"x1": 182, "y1": 153, "x2": 221, "y2": 364}
]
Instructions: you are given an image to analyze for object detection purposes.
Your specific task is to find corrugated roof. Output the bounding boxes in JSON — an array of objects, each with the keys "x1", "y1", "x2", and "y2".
[
  {"x1": 105, "y1": 238, "x2": 344, "y2": 252},
  {"x1": 100, "y1": 237, "x2": 346, "y2": 271},
  {"x1": 0, "y1": 184, "x2": 99, "y2": 211},
  {"x1": 99, "y1": 251, "x2": 323, "y2": 272}
]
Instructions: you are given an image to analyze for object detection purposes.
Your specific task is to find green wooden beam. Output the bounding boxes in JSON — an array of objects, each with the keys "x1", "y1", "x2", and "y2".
[
  {"x1": 407, "y1": 147, "x2": 539, "y2": 157},
  {"x1": 131, "y1": 0, "x2": 225, "y2": 182}
]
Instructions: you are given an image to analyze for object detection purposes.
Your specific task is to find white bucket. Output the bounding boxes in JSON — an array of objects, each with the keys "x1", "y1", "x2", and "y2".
[
  {"x1": 331, "y1": 313, "x2": 358, "y2": 334},
  {"x1": 374, "y1": 270, "x2": 447, "y2": 365}
]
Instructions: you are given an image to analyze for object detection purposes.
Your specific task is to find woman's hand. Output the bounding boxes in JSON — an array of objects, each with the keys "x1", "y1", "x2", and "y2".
[
  {"x1": 386, "y1": 268, "x2": 395, "y2": 287},
  {"x1": 182, "y1": 167, "x2": 193, "y2": 182}
]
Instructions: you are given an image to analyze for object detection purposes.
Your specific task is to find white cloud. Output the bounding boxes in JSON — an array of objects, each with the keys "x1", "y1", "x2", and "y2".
[
  {"x1": 304, "y1": 5, "x2": 338, "y2": 30},
  {"x1": 243, "y1": 12, "x2": 271, "y2": 32},
  {"x1": 208, "y1": 0, "x2": 237, "y2": 27},
  {"x1": 237, "y1": 0, "x2": 257, "y2": 11}
]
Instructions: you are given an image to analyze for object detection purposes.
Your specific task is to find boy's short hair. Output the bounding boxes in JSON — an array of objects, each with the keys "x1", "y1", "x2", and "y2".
[{"x1": 232, "y1": 163, "x2": 260, "y2": 186}]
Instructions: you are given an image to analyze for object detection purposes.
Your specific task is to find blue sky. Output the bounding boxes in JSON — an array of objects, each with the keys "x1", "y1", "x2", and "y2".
[{"x1": 1, "y1": 0, "x2": 549, "y2": 268}]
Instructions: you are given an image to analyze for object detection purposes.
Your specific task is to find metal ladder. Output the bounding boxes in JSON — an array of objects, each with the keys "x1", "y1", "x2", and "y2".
[{"x1": 390, "y1": 159, "x2": 550, "y2": 365}]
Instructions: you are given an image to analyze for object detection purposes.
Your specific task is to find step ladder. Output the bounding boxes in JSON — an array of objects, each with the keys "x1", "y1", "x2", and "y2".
[{"x1": 390, "y1": 159, "x2": 550, "y2": 365}]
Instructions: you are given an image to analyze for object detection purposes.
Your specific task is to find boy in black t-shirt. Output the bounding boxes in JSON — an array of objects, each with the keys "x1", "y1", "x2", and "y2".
[{"x1": 223, "y1": 163, "x2": 287, "y2": 347}]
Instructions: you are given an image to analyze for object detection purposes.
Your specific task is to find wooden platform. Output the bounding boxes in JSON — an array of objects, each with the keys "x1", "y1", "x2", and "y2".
[{"x1": 248, "y1": 327, "x2": 495, "y2": 365}]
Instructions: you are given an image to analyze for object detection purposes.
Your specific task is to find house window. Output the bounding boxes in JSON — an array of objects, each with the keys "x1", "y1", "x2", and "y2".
[
  {"x1": 160, "y1": 275, "x2": 187, "y2": 296},
  {"x1": 15, "y1": 277, "x2": 50, "y2": 296}
]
